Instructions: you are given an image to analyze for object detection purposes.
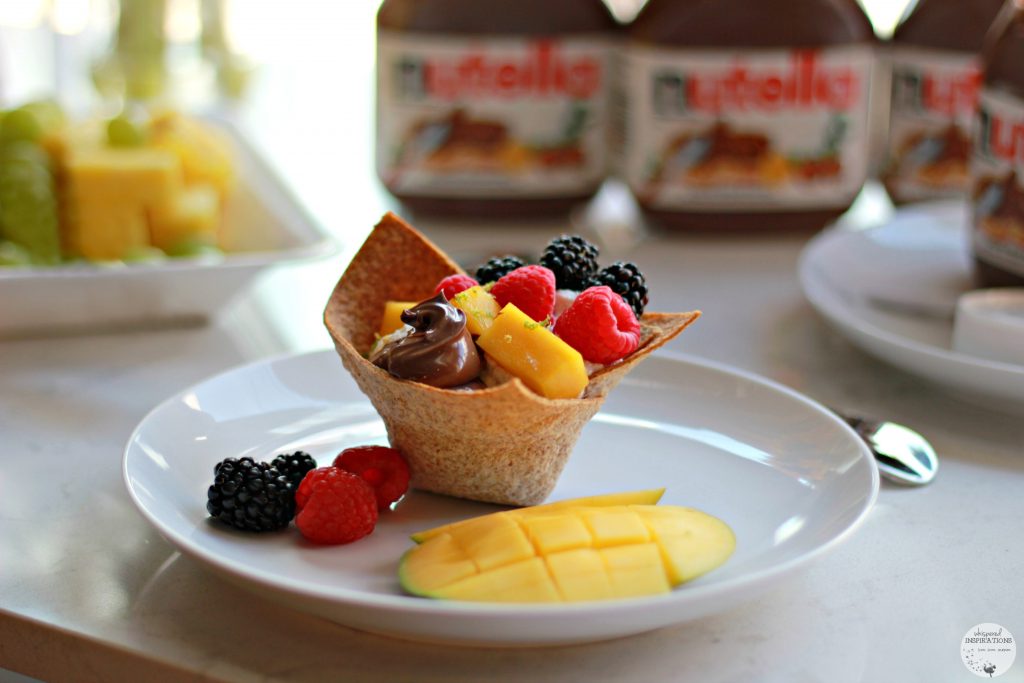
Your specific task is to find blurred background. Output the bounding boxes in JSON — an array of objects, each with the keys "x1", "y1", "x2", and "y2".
[{"x1": 0, "y1": 0, "x2": 914, "y2": 247}]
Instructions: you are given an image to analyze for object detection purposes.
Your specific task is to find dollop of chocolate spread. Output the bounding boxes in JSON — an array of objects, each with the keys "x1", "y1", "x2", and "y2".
[{"x1": 372, "y1": 293, "x2": 481, "y2": 388}]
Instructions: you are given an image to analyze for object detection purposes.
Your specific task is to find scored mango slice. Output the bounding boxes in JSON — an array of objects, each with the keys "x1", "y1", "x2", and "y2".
[
  {"x1": 476, "y1": 303, "x2": 588, "y2": 400},
  {"x1": 399, "y1": 499, "x2": 735, "y2": 603},
  {"x1": 410, "y1": 488, "x2": 665, "y2": 543}
]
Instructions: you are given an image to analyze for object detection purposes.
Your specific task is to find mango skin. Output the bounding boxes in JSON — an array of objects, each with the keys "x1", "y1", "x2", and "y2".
[
  {"x1": 399, "y1": 497, "x2": 735, "y2": 604},
  {"x1": 476, "y1": 303, "x2": 588, "y2": 400}
]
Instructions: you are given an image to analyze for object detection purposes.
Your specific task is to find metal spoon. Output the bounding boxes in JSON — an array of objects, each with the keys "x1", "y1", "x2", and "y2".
[{"x1": 841, "y1": 414, "x2": 939, "y2": 486}]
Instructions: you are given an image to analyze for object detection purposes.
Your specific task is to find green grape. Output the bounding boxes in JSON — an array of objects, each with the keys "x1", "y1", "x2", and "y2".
[
  {"x1": 0, "y1": 141, "x2": 61, "y2": 266},
  {"x1": 107, "y1": 115, "x2": 148, "y2": 147},
  {"x1": 20, "y1": 100, "x2": 65, "y2": 135},
  {"x1": 166, "y1": 237, "x2": 224, "y2": 259},
  {"x1": 0, "y1": 240, "x2": 32, "y2": 266},
  {"x1": 122, "y1": 245, "x2": 166, "y2": 263},
  {"x1": 0, "y1": 109, "x2": 44, "y2": 144}
]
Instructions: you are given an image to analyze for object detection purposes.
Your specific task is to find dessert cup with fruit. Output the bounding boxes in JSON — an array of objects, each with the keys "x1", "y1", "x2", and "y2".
[{"x1": 324, "y1": 213, "x2": 700, "y2": 506}]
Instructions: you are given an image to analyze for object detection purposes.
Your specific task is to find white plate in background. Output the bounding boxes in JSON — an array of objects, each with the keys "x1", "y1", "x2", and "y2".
[
  {"x1": 0, "y1": 119, "x2": 336, "y2": 337},
  {"x1": 124, "y1": 350, "x2": 877, "y2": 646},
  {"x1": 799, "y1": 201, "x2": 1024, "y2": 411}
]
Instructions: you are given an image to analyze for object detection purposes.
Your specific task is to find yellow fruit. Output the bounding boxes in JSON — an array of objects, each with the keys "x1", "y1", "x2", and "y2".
[
  {"x1": 379, "y1": 300, "x2": 417, "y2": 336},
  {"x1": 410, "y1": 489, "x2": 665, "y2": 543},
  {"x1": 476, "y1": 303, "x2": 588, "y2": 399},
  {"x1": 61, "y1": 146, "x2": 181, "y2": 260},
  {"x1": 450, "y1": 285, "x2": 499, "y2": 335},
  {"x1": 150, "y1": 183, "x2": 220, "y2": 251},
  {"x1": 399, "y1": 502, "x2": 735, "y2": 603},
  {"x1": 64, "y1": 146, "x2": 181, "y2": 205},
  {"x1": 66, "y1": 200, "x2": 149, "y2": 261},
  {"x1": 150, "y1": 112, "x2": 235, "y2": 198}
]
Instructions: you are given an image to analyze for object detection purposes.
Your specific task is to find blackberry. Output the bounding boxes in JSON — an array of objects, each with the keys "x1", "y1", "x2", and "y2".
[
  {"x1": 207, "y1": 457, "x2": 295, "y2": 532},
  {"x1": 475, "y1": 255, "x2": 526, "y2": 284},
  {"x1": 271, "y1": 451, "x2": 317, "y2": 487},
  {"x1": 539, "y1": 235, "x2": 599, "y2": 290},
  {"x1": 587, "y1": 262, "x2": 649, "y2": 318}
]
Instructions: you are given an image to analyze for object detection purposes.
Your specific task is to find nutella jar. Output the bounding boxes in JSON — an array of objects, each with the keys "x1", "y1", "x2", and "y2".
[
  {"x1": 883, "y1": 0, "x2": 1005, "y2": 204},
  {"x1": 375, "y1": 0, "x2": 618, "y2": 219},
  {"x1": 621, "y1": 0, "x2": 875, "y2": 231},
  {"x1": 971, "y1": 0, "x2": 1024, "y2": 287}
]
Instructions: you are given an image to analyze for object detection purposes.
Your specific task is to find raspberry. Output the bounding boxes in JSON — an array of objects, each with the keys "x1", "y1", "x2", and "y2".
[
  {"x1": 207, "y1": 457, "x2": 295, "y2": 532},
  {"x1": 475, "y1": 255, "x2": 526, "y2": 285},
  {"x1": 586, "y1": 262, "x2": 649, "y2": 318},
  {"x1": 270, "y1": 451, "x2": 317, "y2": 487},
  {"x1": 434, "y1": 274, "x2": 478, "y2": 300},
  {"x1": 333, "y1": 445, "x2": 411, "y2": 511},
  {"x1": 539, "y1": 235, "x2": 599, "y2": 290},
  {"x1": 554, "y1": 286, "x2": 641, "y2": 364},
  {"x1": 295, "y1": 467, "x2": 378, "y2": 544},
  {"x1": 489, "y1": 265, "x2": 556, "y2": 322}
]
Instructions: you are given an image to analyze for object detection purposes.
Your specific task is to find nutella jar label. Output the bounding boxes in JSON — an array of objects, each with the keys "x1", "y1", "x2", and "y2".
[
  {"x1": 971, "y1": 88, "x2": 1024, "y2": 277},
  {"x1": 884, "y1": 47, "x2": 981, "y2": 202},
  {"x1": 376, "y1": 31, "x2": 610, "y2": 198},
  {"x1": 621, "y1": 47, "x2": 872, "y2": 211}
]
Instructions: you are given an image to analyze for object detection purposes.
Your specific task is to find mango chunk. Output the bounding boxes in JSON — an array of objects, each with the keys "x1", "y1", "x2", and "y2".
[
  {"x1": 476, "y1": 303, "x2": 588, "y2": 399},
  {"x1": 437, "y1": 558, "x2": 560, "y2": 603},
  {"x1": 523, "y1": 514, "x2": 592, "y2": 555},
  {"x1": 399, "y1": 500, "x2": 735, "y2": 603},
  {"x1": 455, "y1": 513, "x2": 534, "y2": 572},
  {"x1": 379, "y1": 300, "x2": 417, "y2": 336},
  {"x1": 546, "y1": 549, "x2": 614, "y2": 601},
  {"x1": 451, "y1": 286, "x2": 500, "y2": 335},
  {"x1": 410, "y1": 489, "x2": 665, "y2": 543},
  {"x1": 581, "y1": 508, "x2": 651, "y2": 547},
  {"x1": 601, "y1": 543, "x2": 670, "y2": 598}
]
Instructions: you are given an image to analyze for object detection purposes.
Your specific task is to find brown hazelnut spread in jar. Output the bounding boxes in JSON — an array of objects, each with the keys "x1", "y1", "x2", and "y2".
[
  {"x1": 621, "y1": 0, "x2": 875, "y2": 232},
  {"x1": 971, "y1": 0, "x2": 1024, "y2": 287},
  {"x1": 883, "y1": 0, "x2": 1005, "y2": 204},
  {"x1": 375, "y1": 0, "x2": 618, "y2": 219}
]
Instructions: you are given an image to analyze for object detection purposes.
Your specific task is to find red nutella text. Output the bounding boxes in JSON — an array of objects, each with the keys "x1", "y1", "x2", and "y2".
[
  {"x1": 393, "y1": 41, "x2": 602, "y2": 101},
  {"x1": 653, "y1": 51, "x2": 861, "y2": 115},
  {"x1": 977, "y1": 104, "x2": 1024, "y2": 164},
  {"x1": 891, "y1": 64, "x2": 981, "y2": 116}
]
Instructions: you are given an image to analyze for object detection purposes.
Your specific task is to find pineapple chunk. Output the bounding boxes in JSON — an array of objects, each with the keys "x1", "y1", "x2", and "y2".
[
  {"x1": 65, "y1": 200, "x2": 149, "y2": 261},
  {"x1": 399, "y1": 500, "x2": 735, "y2": 603},
  {"x1": 476, "y1": 303, "x2": 588, "y2": 399},
  {"x1": 61, "y1": 146, "x2": 181, "y2": 260},
  {"x1": 451, "y1": 285, "x2": 500, "y2": 335},
  {"x1": 150, "y1": 183, "x2": 220, "y2": 251},
  {"x1": 379, "y1": 300, "x2": 417, "y2": 336},
  {"x1": 64, "y1": 146, "x2": 181, "y2": 205},
  {"x1": 150, "y1": 112, "x2": 235, "y2": 198}
]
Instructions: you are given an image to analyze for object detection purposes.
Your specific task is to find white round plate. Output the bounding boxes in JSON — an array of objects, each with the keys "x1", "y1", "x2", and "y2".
[
  {"x1": 123, "y1": 350, "x2": 877, "y2": 646},
  {"x1": 800, "y1": 201, "x2": 1024, "y2": 412}
]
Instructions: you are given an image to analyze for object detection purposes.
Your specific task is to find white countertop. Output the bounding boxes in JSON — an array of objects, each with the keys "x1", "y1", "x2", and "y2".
[{"x1": 1, "y1": 184, "x2": 1022, "y2": 681}]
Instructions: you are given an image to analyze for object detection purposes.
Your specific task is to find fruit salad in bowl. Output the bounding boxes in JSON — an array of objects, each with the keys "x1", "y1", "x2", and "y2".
[
  {"x1": 324, "y1": 213, "x2": 700, "y2": 506},
  {"x1": 0, "y1": 99, "x2": 234, "y2": 267}
]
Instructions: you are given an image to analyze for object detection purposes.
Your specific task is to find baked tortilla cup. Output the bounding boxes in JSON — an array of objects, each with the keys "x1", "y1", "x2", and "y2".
[{"x1": 324, "y1": 213, "x2": 700, "y2": 506}]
